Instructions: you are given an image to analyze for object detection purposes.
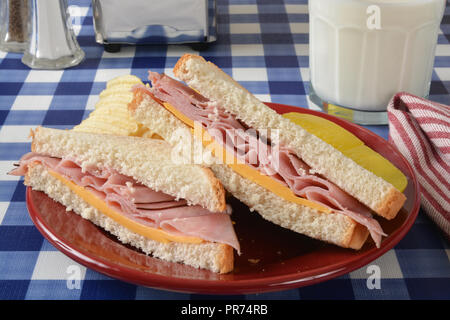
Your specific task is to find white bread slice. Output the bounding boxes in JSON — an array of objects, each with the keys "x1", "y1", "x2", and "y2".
[
  {"x1": 173, "y1": 54, "x2": 406, "y2": 220},
  {"x1": 129, "y1": 92, "x2": 370, "y2": 249},
  {"x1": 31, "y1": 126, "x2": 225, "y2": 213},
  {"x1": 25, "y1": 163, "x2": 233, "y2": 273}
]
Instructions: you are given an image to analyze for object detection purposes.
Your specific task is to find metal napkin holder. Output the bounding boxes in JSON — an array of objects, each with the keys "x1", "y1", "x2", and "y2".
[{"x1": 92, "y1": 0, "x2": 217, "y2": 51}]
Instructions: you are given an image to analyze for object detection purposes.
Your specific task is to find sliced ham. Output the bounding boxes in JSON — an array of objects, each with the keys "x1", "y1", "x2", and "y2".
[
  {"x1": 161, "y1": 214, "x2": 240, "y2": 250},
  {"x1": 146, "y1": 73, "x2": 387, "y2": 247},
  {"x1": 10, "y1": 153, "x2": 240, "y2": 253}
]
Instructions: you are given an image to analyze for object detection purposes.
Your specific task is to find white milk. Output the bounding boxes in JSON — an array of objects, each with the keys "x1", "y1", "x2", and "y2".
[{"x1": 309, "y1": 0, "x2": 445, "y2": 111}]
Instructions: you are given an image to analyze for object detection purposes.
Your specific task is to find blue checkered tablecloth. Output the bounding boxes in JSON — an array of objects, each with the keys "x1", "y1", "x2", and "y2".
[{"x1": 0, "y1": 0, "x2": 449, "y2": 300}]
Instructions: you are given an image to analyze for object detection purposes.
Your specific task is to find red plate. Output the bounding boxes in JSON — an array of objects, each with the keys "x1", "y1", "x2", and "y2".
[{"x1": 26, "y1": 103, "x2": 420, "y2": 295}]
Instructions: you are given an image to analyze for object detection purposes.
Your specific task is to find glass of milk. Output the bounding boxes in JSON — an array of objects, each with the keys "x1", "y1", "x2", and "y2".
[{"x1": 308, "y1": 0, "x2": 445, "y2": 124}]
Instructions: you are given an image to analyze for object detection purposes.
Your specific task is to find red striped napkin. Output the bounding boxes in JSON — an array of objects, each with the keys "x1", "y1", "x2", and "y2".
[{"x1": 387, "y1": 92, "x2": 450, "y2": 238}]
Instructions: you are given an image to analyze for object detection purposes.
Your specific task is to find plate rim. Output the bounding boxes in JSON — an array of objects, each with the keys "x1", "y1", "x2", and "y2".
[{"x1": 25, "y1": 103, "x2": 421, "y2": 295}]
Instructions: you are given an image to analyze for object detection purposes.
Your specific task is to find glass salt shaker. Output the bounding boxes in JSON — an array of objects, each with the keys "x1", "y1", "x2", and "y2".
[
  {"x1": 21, "y1": 0, "x2": 84, "y2": 69},
  {"x1": 0, "y1": 0, "x2": 31, "y2": 52}
]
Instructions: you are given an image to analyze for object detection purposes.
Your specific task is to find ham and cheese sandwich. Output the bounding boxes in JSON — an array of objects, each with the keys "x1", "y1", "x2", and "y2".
[
  {"x1": 128, "y1": 54, "x2": 407, "y2": 250},
  {"x1": 10, "y1": 127, "x2": 239, "y2": 273}
]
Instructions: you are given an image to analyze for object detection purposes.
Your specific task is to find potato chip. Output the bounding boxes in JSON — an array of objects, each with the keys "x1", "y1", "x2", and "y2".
[
  {"x1": 73, "y1": 74, "x2": 154, "y2": 137},
  {"x1": 106, "y1": 74, "x2": 143, "y2": 89}
]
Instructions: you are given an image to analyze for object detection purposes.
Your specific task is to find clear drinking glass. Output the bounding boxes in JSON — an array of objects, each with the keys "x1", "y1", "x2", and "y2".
[
  {"x1": 0, "y1": 0, "x2": 31, "y2": 52},
  {"x1": 308, "y1": 0, "x2": 445, "y2": 124},
  {"x1": 21, "y1": 0, "x2": 85, "y2": 69}
]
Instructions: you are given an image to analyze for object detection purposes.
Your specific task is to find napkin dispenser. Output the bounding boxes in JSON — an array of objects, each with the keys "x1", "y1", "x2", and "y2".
[{"x1": 92, "y1": 0, "x2": 217, "y2": 50}]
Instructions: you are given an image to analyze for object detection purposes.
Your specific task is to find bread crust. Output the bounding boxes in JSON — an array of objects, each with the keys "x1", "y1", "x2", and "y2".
[
  {"x1": 376, "y1": 187, "x2": 407, "y2": 220},
  {"x1": 344, "y1": 222, "x2": 370, "y2": 250},
  {"x1": 217, "y1": 243, "x2": 234, "y2": 273},
  {"x1": 128, "y1": 87, "x2": 144, "y2": 113},
  {"x1": 173, "y1": 53, "x2": 198, "y2": 77},
  {"x1": 201, "y1": 167, "x2": 227, "y2": 212}
]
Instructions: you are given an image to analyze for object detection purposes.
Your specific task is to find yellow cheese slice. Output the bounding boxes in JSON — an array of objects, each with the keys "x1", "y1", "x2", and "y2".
[
  {"x1": 48, "y1": 170, "x2": 204, "y2": 244},
  {"x1": 161, "y1": 102, "x2": 332, "y2": 214},
  {"x1": 283, "y1": 112, "x2": 408, "y2": 192}
]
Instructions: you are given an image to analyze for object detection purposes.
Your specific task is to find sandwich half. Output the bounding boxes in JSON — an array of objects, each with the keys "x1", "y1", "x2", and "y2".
[
  {"x1": 10, "y1": 127, "x2": 239, "y2": 273},
  {"x1": 128, "y1": 54, "x2": 407, "y2": 250}
]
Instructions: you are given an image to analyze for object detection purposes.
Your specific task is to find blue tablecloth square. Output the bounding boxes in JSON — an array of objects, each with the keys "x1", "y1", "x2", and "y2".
[
  {"x1": 266, "y1": 68, "x2": 302, "y2": 81},
  {"x1": 258, "y1": 13, "x2": 290, "y2": 24},
  {"x1": 49, "y1": 95, "x2": 90, "y2": 110},
  {"x1": 395, "y1": 222, "x2": 447, "y2": 249},
  {"x1": 395, "y1": 249, "x2": 450, "y2": 278},
  {"x1": 405, "y1": 278, "x2": 450, "y2": 300},
  {"x1": 263, "y1": 44, "x2": 297, "y2": 56},
  {"x1": 59, "y1": 69, "x2": 97, "y2": 83},
  {"x1": 297, "y1": 278, "x2": 355, "y2": 300},
  {"x1": 3, "y1": 110, "x2": 47, "y2": 125},
  {"x1": 98, "y1": 58, "x2": 134, "y2": 69},
  {"x1": 1, "y1": 202, "x2": 35, "y2": 226},
  {"x1": 270, "y1": 94, "x2": 308, "y2": 107},
  {"x1": 132, "y1": 57, "x2": 166, "y2": 69},
  {"x1": 0, "y1": 143, "x2": 31, "y2": 161},
  {"x1": 134, "y1": 46, "x2": 168, "y2": 58},
  {"x1": 291, "y1": 33, "x2": 309, "y2": 44},
  {"x1": 258, "y1": 4, "x2": 291, "y2": 14},
  {"x1": 268, "y1": 81, "x2": 305, "y2": 95},
  {"x1": 69, "y1": 58, "x2": 101, "y2": 70},
  {"x1": 0, "y1": 181, "x2": 22, "y2": 202},
  {"x1": 0, "y1": 280, "x2": 30, "y2": 300},
  {"x1": 18, "y1": 83, "x2": 58, "y2": 96},
  {"x1": 0, "y1": 252, "x2": 40, "y2": 280},
  {"x1": 430, "y1": 80, "x2": 449, "y2": 94},
  {"x1": 81, "y1": 16, "x2": 93, "y2": 26},
  {"x1": 286, "y1": 13, "x2": 309, "y2": 23},
  {"x1": 228, "y1": 14, "x2": 258, "y2": 24},
  {"x1": 79, "y1": 280, "x2": 137, "y2": 300},
  {"x1": 0, "y1": 110, "x2": 8, "y2": 125},
  {"x1": 265, "y1": 56, "x2": 299, "y2": 68},
  {"x1": 261, "y1": 33, "x2": 294, "y2": 45},
  {"x1": 230, "y1": 34, "x2": 262, "y2": 44},
  {"x1": 0, "y1": 226, "x2": 43, "y2": 251},
  {"x1": 0, "y1": 70, "x2": 30, "y2": 82},
  {"x1": 76, "y1": 35, "x2": 97, "y2": 47},
  {"x1": 257, "y1": 0, "x2": 285, "y2": 5},
  {"x1": 0, "y1": 82, "x2": 23, "y2": 96},
  {"x1": 42, "y1": 110, "x2": 85, "y2": 126},
  {"x1": 54, "y1": 82, "x2": 93, "y2": 96},
  {"x1": 0, "y1": 58, "x2": 29, "y2": 70}
]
